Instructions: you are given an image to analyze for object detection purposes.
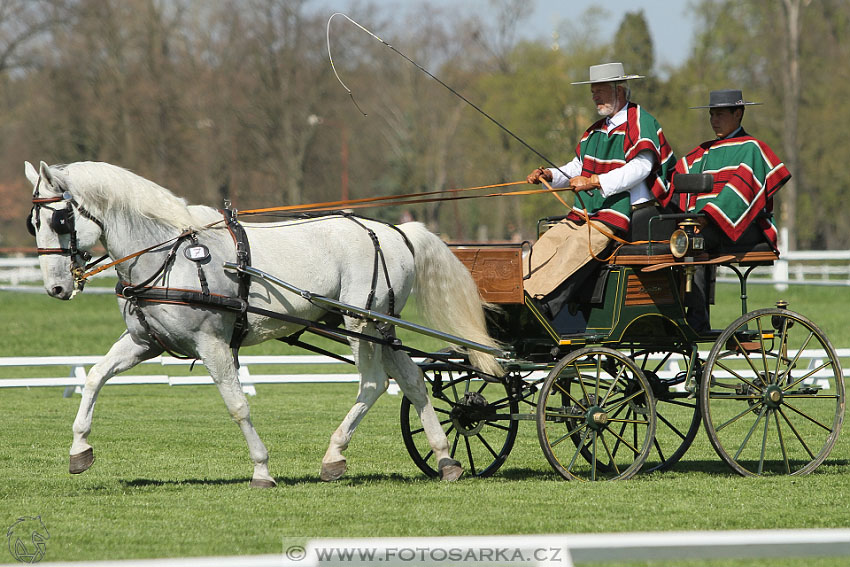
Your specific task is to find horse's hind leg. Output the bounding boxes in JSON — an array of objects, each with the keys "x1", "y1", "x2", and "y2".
[
  {"x1": 321, "y1": 335, "x2": 388, "y2": 481},
  {"x1": 70, "y1": 332, "x2": 162, "y2": 474},
  {"x1": 200, "y1": 342, "x2": 275, "y2": 488},
  {"x1": 382, "y1": 348, "x2": 463, "y2": 481}
]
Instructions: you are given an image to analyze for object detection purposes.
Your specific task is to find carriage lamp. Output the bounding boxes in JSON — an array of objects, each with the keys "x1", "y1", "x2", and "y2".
[
  {"x1": 669, "y1": 220, "x2": 705, "y2": 259},
  {"x1": 670, "y1": 219, "x2": 706, "y2": 293}
]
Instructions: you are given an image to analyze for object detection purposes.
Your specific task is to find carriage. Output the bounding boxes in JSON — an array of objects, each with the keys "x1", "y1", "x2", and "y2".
[
  {"x1": 25, "y1": 162, "x2": 844, "y2": 484},
  {"x1": 400, "y1": 173, "x2": 845, "y2": 481}
]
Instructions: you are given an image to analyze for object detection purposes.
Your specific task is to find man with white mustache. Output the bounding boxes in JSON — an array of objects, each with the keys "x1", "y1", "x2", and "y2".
[{"x1": 524, "y1": 62, "x2": 676, "y2": 320}]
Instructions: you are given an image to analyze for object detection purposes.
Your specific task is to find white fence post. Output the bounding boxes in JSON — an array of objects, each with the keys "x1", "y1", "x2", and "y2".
[
  {"x1": 774, "y1": 226, "x2": 789, "y2": 292},
  {"x1": 63, "y1": 364, "x2": 87, "y2": 398}
]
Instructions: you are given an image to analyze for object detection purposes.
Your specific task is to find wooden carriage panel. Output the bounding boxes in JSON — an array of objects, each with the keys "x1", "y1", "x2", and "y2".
[
  {"x1": 452, "y1": 247, "x2": 524, "y2": 304},
  {"x1": 624, "y1": 271, "x2": 676, "y2": 306}
]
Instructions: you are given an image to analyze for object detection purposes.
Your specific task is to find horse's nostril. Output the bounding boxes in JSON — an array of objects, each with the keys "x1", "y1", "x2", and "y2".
[{"x1": 51, "y1": 285, "x2": 65, "y2": 297}]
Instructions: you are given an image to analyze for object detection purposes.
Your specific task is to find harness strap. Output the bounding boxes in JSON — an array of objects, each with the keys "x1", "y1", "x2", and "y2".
[
  {"x1": 189, "y1": 234, "x2": 211, "y2": 296},
  {"x1": 343, "y1": 214, "x2": 396, "y2": 317},
  {"x1": 221, "y1": 209, "x2": 252, "y2": 364}
]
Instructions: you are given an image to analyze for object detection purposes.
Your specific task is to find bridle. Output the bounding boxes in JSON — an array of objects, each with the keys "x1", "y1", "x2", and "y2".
[{"x1": 27, "y1": 176, "x2": 107, "y2": 290}]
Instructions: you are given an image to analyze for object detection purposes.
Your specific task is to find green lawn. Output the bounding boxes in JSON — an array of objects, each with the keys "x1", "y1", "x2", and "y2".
[{"x1": 0, "y1": 283, "x2": 849, "y2": 564}]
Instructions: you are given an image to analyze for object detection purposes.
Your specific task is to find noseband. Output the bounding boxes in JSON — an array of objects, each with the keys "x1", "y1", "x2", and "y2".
[{"x1": 27, "y1": 176, "x2": 106, "y2": 288}]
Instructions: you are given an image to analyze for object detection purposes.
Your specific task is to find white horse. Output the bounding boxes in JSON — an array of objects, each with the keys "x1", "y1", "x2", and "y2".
[{"x1": 25, "y1": 160, "x2": 502, "y2": 487}]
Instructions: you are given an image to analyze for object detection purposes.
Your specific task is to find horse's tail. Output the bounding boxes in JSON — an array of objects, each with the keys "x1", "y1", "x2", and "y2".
[{"x1": 397, "y1": 222, "x2": 504, "y2": 378}]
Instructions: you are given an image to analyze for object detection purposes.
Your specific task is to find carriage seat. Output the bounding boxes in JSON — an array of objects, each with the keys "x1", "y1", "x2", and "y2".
[
  {"x1": 611, "y1": 173, "x2": 779, "y2": 267},
  {"x1": 610, "y1": 226, "x2": 779, "y2": 267}
]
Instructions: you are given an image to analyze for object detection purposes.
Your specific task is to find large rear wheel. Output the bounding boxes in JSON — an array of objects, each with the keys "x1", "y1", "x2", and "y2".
[
  {"x1": 701, "y1": 308, "x2": 845, "y2": 476},
  {"x1": 630, "y1": 347, "x2": 702, "y2": 473},
  {"x1": 536, "y1": 347, "x2": 656, "y2": 481}
]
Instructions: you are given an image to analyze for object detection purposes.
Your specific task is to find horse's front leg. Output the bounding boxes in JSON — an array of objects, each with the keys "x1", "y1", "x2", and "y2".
[
  {"x1": 70, "y1": 331, "x2": 162, "y2": 474},
  {"x1": 200, "y1": 342, "x2": 275, "y2": 488}
]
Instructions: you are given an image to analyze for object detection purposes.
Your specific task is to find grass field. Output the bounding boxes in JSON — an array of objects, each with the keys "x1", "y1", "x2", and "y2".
[{"x1": 1, "y1": 282, "x2": 849, "y2": 565}]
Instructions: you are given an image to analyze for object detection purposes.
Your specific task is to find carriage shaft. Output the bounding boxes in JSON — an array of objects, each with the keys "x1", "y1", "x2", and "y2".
[{"x1": 223, "y1": 262, "x2": 504, "y2": 357}]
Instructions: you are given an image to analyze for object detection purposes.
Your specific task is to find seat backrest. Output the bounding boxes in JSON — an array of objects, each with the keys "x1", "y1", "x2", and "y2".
[{"x1": 626, "y1": 205, "x2": 676, "y2": 242}]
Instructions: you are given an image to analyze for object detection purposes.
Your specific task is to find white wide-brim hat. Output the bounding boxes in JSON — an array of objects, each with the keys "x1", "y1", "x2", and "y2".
[{"x1": 571, "y1": 62, "x2": 645, "y2": 85}]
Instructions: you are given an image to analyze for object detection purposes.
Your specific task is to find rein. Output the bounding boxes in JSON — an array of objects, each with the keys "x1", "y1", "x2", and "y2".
[{"x1": 236, "y1": 180, "x2": 574, "y2": 217}]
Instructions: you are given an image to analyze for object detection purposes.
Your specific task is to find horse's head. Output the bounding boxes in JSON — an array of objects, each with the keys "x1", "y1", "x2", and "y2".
[{"x1": 24, "y1": 161, "x2": 105, "y2": 300}]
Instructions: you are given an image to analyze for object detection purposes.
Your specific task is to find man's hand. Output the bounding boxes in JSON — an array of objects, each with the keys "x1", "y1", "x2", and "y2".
[
  {"x1": 526, "y1": 167, "x2": 553, "y2": 184},
  {"x1": 569, "y1": 174, "x2": 601, "y2": 191}
]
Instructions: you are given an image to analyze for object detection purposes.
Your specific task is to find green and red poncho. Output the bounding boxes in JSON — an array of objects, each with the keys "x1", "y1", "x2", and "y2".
[
  {"x1": 672, "y1": 130, "x2": 791, "y2": 250},
  {"x1": 566, "y1": 102, "x2": 676, "y2": 233}
]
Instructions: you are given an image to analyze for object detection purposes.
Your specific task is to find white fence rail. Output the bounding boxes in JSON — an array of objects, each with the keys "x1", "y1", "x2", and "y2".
[
  {"x1": 5, "y1": 246, "x2": 850, "y2": 291},
  {"x1": 0, "y1": 354, "x2": 402, "y2": 397},
  {"x1": 1, "y1": 351, "x2": 847, "y2": 397}
]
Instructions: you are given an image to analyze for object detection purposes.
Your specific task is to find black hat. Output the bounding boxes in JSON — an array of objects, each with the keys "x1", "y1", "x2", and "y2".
[{"x1": 691, "y1": 89, "x2": 762, "y2": 109}]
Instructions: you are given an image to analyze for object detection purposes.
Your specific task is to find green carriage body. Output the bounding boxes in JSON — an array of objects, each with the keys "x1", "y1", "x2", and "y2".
[{"x1": 401, "y1": 211, "x2": 844, "y2": 481}]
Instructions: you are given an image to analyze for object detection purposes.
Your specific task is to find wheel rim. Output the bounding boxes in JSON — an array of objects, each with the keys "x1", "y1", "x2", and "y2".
[
  {"x1": 701, "y1": 308, "x2": 845, "y2": 476},
  {"x1": 400, "y1": 366, "x2": 519, "y2": 478},
  {"x1": 631, "y1": 348, "x2": 702, "y2": 473},
  {"x1": 536, "y1": 348, "x2": 656, "y2": 481}
]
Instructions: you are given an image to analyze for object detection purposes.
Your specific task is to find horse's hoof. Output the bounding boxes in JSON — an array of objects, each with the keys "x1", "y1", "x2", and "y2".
[
  {"x1": 69, "y1": 448, "x2": 94, "y2": 474},
  {"x1": 250, "y1": 478, "x2": 277, "y2": 488},
  {"x1": 320, "y1": 460, "x2": 347, "y2": 482},
  {"x1": 438, "y1": 458, "x2": 464, "y2": 481}
]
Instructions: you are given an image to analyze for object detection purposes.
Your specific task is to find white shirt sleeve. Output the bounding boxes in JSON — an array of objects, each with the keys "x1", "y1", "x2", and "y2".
[
  {"x1": 597, "y1": 150, "x2": 655, "y2": 197},
  {"x1": 546, "y1": 156, "x2": 582, "y2": 188}
]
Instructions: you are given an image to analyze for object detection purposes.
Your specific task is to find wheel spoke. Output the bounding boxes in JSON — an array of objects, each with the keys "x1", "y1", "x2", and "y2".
[
  {"x1": 781, "y1": 399, "x2": 834, "y2": 432},
  {"x1": 603, "y1": 422, "x2": 643, "y2": 455},
  {"x1": 774, "y1": 410, "x2": 790, "y2": 474},
  {"x1": 549, "y1": 421, "x2": 587, "y2": 449},
  {"x1": 758, "y1": 407, "x2": 771, "y2": 474},
  {"x1": 715, "y1": 400, "x2": 765, "y2": 432},
  {"x1": 657, "y1": 411, "x2": 688, "y2": 440},
  {"x1": 714, "y1": 358, "x2": 764, "y2": 393},
  {"x1": 475, "y1": 431, "x2": 500, "y2": 459},
  {"x1": 756, "y1": 317, "x2": 772, "y2": 382},
  {"x1": 554, "y1": 380, "x2": 587, "y2": 411},
  {"x1": 733, "y1": 335, "x2": 768, "y2": 382},
  {"x1": 778, "y1": 407, "x2": 816, "y2": 459},
  {"x1": 776, "y1": 330, "x2": 816, "y2": 387},
  {"x1": 783, "y1": 361, "x2": 834, "y2": 393},
  {"x1": 464, "y1": 435, "x2": 477, "y2": 476},
  {"x1": 733, "y1": 405, "x2": 767, "y2": 460},
  {"x1": 568, "y1": 429, "x2": 591, "y2": 472},
  {"x1": 599, "y1": 433, "x2": 621, "y2": 476},
  {"x1": 483, "y1": 421, "x2": 512, "y2": 432}
]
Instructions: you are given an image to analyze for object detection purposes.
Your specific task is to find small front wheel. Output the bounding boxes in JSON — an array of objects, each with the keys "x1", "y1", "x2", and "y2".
[
  {"x1": 701, "y1": 308, "x2": 845, "y2": 476},
  {"x1": 401, "y1": 363, "x2": 519, "y2": 478},
  {"x1": 536, "y1": 347, "x2": 656, "y2": 481}
]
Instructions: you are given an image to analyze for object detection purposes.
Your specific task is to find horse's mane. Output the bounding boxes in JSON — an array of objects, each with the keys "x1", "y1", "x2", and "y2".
[{"x1": 61, "y1": 162, "x2": 217, "y2": 228}]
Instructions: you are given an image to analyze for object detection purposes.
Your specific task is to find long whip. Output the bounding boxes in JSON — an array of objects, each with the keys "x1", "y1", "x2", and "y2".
[{"x1": 326, "y1": 12, "x2": 571, "y2": 180}]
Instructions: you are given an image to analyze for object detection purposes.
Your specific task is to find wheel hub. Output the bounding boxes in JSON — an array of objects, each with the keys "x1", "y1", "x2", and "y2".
[
  {"x1": 764, "y1": 385, "x2": 784, "y2": 408},
  {"x1": 586, "y1": 405, "x2": 609, "y2": 430},
  {"x1": 450, "y1": 391, "x2": 488, "y2": 436}
]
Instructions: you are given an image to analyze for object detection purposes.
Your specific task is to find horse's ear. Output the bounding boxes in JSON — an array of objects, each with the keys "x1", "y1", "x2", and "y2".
[
  {"x1": 24, "y1": 161, "x2": 38, "y2": 186},
  {"x1": 39, "y1": 161, "x2": 56, "y2": 188}
]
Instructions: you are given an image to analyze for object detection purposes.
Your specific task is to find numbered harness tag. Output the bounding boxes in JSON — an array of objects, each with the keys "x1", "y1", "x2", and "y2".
[{"x1": 184, "y1": 244, "x2": 210, "y2": 262}]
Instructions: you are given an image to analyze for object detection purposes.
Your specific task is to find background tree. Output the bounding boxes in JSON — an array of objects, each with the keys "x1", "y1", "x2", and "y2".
[{"x1": 1, "y1": 0, "x2": 847, "y2": 249}]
